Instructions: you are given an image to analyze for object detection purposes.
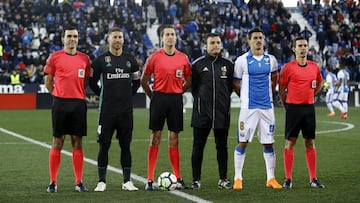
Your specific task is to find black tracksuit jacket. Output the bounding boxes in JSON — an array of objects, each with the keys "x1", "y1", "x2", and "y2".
[{"x1": 191, "y1": 54, "x2": 234, "y2": 129}]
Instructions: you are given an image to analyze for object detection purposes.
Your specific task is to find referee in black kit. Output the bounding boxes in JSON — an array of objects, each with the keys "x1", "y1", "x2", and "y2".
[{"x1": 89, "y1": 27, "x2": 140, "y2": 192}]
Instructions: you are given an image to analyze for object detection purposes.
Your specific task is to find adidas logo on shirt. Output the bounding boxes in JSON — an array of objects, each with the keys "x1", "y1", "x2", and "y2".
[{"x1": 202, "y1": 67, "x2": 209, "y2": 72}]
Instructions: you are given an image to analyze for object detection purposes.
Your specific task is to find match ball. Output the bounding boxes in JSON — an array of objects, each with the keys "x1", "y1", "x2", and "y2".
[{"x1": 157, "y1": 172, "x2": 177, "y2": 191}]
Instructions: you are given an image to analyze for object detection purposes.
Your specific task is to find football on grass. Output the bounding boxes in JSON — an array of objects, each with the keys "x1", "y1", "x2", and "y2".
[{"x1": 157, "y1": 172, "x2": 177, "y2": 191}]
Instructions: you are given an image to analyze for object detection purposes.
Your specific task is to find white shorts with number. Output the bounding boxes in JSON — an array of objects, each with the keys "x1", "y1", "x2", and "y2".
[
  {"x1": 237, "y1": 108, "x2": 275, "y2": 144},
  {"x1": 335, "y1": 91, "x2": 348, "y2": 102},
  {"x1": 325, "y1": 89, "x2": 335, "y2": 103}
]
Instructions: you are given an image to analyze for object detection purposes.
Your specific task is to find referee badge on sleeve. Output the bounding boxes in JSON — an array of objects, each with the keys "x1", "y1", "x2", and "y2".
[
  {"x1": 311, "y1": 80, "x2": 317, "y2": 89},
  {"x1": 176, "y1": 70, "x2": 183, "y2": 78},
  {"x1": 78, "y1": 69, "x2": 85, "y2": 78}
]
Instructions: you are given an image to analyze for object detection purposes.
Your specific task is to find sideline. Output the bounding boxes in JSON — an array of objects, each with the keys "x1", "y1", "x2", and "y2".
[{"x1": 0, "y1": 127, "x2": 212, "y2": 203}]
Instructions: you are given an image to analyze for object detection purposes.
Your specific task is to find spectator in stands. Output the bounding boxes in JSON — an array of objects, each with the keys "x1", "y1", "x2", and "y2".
[
  {"x1": 9, "y1": 69, "x2": 20, "y2": 84},
  {"x1": 2, "y1": 0, "x2": 358, "y2": 83},
  {"x1": 225, "y1": 25, "x2": 237, "y2": 40},
  {"x1": 270, "y1": 43, "x2": 284, "y2": 65},
  {"x1": 29, "y1": 64, "x2": 44, "y2": 84},
  {"x1": 316, "y1": 27, "x2": 326, "y2": 53},
  {"x1": 0, "y1": 69, "x2": 9, "y2": 84},
  {"x1": 341, "y1": 49, "x2": 356, "y2": 80},
  {"x1": 0, "y1": 36, "x2": 3, "y2": 69},
  {"x1": 300, "y1": 26, "x2": 313, "y2": 41},
  {"x1": 155, "y1": 0, "x2": 166, "y2": 25},
  {"x1": 308, "y1": 45, "x2": 323, "y2": 69},
  {"x1": 20, "y1": 68, "x2": 29, "y2": 83},
  {"x1": 302, "y1": 0, "x2": 359, "y2": 81},
  {"x1": 147, "y1": 1, "x2": 160, "y2": 28}
]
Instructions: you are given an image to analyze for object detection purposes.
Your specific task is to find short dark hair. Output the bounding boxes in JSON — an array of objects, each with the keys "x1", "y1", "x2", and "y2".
[
  {"x1": 248, "y1": 28, "x2": 264, "y2": 39},
  {"x1": 159, "y1": 24, "x2": 175, "y2": 37},
  {"x1": 108, "y1": 27, "x2": 122, "y2": 35},
  {"x1": 62, "y1": 25, "x2": 77, "y2": 37},
  {"x1": 326, "y1": 65, "x2": 331, "y2": 72},
  {"x1": 205, "y1": 33, "x2": 221, "y2": 42},
  {"x1": 293, "y1": 36, "x2": 308, "y2": 47}
]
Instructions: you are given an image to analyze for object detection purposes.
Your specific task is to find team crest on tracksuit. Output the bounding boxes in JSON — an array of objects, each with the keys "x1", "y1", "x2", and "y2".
[{"x1": 221, "y1": 66, "x2": 227, "y2": 78}]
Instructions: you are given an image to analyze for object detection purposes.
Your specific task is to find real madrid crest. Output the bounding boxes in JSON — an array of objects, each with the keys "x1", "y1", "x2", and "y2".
[
  {"x1": 126, "y1": 61, "x2": 131, "y2": 68},
  {"x1": 105, "y1": 56, "x2": 112, "y2": 67}
]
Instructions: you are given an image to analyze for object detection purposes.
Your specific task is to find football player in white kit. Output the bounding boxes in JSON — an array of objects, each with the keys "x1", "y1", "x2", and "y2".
[
  {"x1": 232, "y1": 28, "x2": 282, "y2": 190},
  {"x1": 324, "y1": 66, "x2": 337, "y2": 116},
  {"x1": 334, "y1": 64, "x2": 350, "y2": 119}
]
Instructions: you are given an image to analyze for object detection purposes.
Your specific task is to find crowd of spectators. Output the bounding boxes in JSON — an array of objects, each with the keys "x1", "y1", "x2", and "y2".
[
  {"x1": 301, "y1": 0, "x2": 360, "y2": 81},
  {"x1": 160, "y1": 0, "x2": 360, "y2": 82},
  {"x1": 0, "y1": 0, "x2": 152, "y2": 84},
  {"x1": 1, "y1": 0, "x2": 359, "y2": 85}
]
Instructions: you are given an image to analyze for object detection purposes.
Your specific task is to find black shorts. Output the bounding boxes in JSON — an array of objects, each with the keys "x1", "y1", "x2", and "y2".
[
  {"x1": 285, "y1": 104, "x2": 316, "y2": 139},
  {"x1": 149, "y1": 91, "x2": 183, "y2": 132},
  {"x1": 52, "y1": 97, "x2": 87, "y2": 137},
  {"x1": 97, "y1": 112, "x2": 133, "y2": 144}
]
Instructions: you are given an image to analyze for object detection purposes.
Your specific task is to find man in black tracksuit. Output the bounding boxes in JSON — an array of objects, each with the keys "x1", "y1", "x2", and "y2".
[{"x1": 190, "y1": 33, "x2": 234, "y2": 189}]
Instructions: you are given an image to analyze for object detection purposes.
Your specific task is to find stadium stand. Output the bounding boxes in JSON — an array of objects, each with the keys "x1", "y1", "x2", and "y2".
[
  {"x1": 0, "y1": 0, "x2": 359, "y2": 84},
  {"x1": 299, "y1": 0, "x2": 360, "y2": 81}
]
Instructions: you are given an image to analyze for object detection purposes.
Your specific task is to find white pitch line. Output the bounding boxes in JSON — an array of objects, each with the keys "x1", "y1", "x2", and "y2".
[
  {"x1": 0, "y1": 127, "x2": 212, "y2": 203},
  {"x1": 316, "y1": 121, "x2": 354, "y2": 134},
  {"x1": 0, "y1": 120, "x2": 354, "y2": 202},
  {"x1": 57, "y1": 120, "x2": 357, "y2": 145}
]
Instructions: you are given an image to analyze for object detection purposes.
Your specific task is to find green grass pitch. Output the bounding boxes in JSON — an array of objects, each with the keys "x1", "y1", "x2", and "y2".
[{"x1": 0, "y1": 107, "x2": 359, "y2": 202}]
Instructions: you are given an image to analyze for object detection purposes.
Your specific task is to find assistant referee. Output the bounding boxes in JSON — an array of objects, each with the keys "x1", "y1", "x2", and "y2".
[
  {"x1": 141, "y1": 24, "x2": 192, "y2": 191},
  {"x1": 44, "y1": 26, "x2": 91, "y2": 193}
]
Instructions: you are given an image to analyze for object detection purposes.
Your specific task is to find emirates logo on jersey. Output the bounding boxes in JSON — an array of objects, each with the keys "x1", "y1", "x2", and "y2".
[{"x1": 106, "y1": 68, "x2": 130, "y2": 79}]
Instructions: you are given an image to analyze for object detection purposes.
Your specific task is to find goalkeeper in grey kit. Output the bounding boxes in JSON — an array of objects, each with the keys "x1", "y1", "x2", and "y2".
[{"x1": 89, "y1": 27, "x2": 140, "y2": 192}]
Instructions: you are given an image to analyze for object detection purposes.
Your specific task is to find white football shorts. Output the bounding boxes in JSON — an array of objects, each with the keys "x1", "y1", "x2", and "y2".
[
  {"x1": 335, "y1": 91, "x2": 348, "y2": 102},
  {"x1": 236, "y1": 108, "x2": 275, "y2": 144},
  {"x1": 326, "y1": 90, "x2": 335, "y2": 103}
]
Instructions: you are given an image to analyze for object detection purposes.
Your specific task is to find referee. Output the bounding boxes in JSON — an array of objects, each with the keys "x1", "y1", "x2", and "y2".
[
  {"x1": 141, "y1": 25, "x2": 192, "y2": 190},
  {"x1": 44, "y1": 26, "x2": 91, "y2": 193},
  {"x1": 279, "y1": 36, "x2": 325, "y2": 189}
]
